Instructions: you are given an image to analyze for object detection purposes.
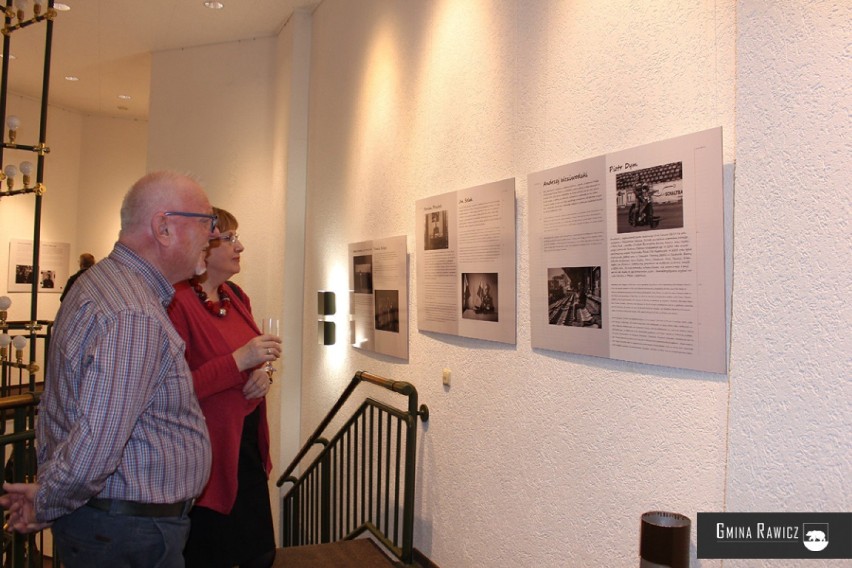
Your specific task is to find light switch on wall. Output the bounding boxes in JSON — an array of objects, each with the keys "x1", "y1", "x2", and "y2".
[{"x1": 442, "y1": 368, "x2": 451, "y2": 386}]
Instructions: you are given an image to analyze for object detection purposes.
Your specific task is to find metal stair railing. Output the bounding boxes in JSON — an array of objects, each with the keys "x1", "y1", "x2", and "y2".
[
  {"x1": 0, "y1": 392, "x2": 44, "y2": 568},
  {"x1": 276, "y1": 371, "x2": 429, "y2": 566}
]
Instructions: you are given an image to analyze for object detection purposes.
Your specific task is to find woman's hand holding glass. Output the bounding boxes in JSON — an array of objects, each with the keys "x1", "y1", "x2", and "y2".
[
  {"x1": 261, "y1": 318, "x2": 280, "y2": 381},
  {"x1": 233, "y1": 333, "x2": 281, "y2": 373}
]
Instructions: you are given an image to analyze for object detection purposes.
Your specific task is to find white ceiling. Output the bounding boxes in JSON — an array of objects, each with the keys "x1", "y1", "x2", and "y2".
[{"x1": 4, "y1": 0, "x2": 319, "y2": 120}]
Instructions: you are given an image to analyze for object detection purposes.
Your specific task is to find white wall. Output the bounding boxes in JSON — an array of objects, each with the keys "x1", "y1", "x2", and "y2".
[
  {"x1": 296, "y1": 1, "x2": 846, "y2": 567},
  {"x1": 727, "y1": 4, "x2": 850, "y2": 568},
  {"x1": 147, "y1": 37, "x2": 279, "y2": 306},
  {"x1": 273, "y1": 9, "x2": 312, "y2": 485},
  {"x1": 77, "y1": 114, "x2": 148, "y2": 261}
]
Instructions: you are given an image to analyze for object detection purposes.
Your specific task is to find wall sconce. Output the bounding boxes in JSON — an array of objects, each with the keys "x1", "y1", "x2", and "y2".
[
  {"x1": 11, "y1": 334, "x2": 27, "y2": 364},
  {"x1": 317, "y1": 291, "x2": 336, "y2": 345}
]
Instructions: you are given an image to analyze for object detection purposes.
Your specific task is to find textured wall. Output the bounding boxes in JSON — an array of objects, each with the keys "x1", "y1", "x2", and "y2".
[
  {"x1": 725, "y1": 3, "x2": 851, "y2": 567},
  {"x1": 301, "y1": 1, "x2": 740, "y2": 566}
]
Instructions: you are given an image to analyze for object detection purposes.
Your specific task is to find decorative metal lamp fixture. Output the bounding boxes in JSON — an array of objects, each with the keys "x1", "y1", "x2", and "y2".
[
  {"x1": 19, "y1": 160, "x2": 33, "y2": 187},
  {"x1": 3, "y1": 164, "x2": 17, "y2": 190},
  {"x1": 0, "y1": 333, "x2": 11, "y2": 361},
  {"x1": 6, "y1": 115, "x2": 19, "y2": 143},
  {"x1": 11, "y1": 334, "x2": 27, "y2": 364},
  {"x1": 0, "y1": 296, "x2": 11, "y2": 329}
]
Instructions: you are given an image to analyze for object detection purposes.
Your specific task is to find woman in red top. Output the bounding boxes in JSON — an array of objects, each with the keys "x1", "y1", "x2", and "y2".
[{"x1": 168, "y1": 207, "x2": 281, "y2": 568}]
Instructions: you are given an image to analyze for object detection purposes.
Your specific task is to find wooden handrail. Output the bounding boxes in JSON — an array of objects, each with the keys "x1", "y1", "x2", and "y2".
[{"x1": 0, "y1": 391, "x2": 40, "y2": 410}]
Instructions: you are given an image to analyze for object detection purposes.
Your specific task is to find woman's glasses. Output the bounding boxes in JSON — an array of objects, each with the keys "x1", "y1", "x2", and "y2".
[{"x1": 213, "y1": 233, "x2": 240, "y2": 245}]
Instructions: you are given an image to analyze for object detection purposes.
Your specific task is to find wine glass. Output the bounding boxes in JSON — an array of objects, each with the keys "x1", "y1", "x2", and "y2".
[{"x1": 261, "y1": 317, "x2": 280, "y2": 379}]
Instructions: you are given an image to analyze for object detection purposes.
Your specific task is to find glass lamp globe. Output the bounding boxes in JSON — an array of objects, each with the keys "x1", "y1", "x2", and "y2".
[{"x1": 11, "y1": 335, "x2": 27, "y2": 351}]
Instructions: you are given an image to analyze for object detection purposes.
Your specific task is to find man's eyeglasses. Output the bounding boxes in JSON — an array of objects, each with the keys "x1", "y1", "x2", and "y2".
[
  {"x1": 213, "y1": 233, "x2": 240, "y2": 245},
  {"x1": 163, "y1": 211, "x2": 219, "y2": 233}
]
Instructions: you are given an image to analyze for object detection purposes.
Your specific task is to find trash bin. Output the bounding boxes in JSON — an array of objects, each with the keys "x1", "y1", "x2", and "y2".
[{"x1": 640, "y1": 511, "x2": 691, "y2": 568}]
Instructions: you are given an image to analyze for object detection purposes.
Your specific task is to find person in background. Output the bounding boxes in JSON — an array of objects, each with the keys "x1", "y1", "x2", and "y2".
[
  {"x1": 168, "y1": 207, "x2": 281, "y2": 568},
  {"x1": 633, "y1": 181, "x2": 650, "y2": 221},
  {"x1": 0, "y1": 171, "x2": 216, "y2": 568},
  {"x1": 60, "y1": 252, "x2": 95, "y2": 301}
]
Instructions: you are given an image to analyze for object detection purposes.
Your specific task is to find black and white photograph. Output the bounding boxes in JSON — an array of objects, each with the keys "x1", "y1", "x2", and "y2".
[
  {"x1": 8, "y1": 239, "x2": 70, "y2": 293},
  {"x1": 349, "y1": 236, "x2": 408, "y2": 359},
  {"x1": 424, "y1": 211, "x2": 449, "y2": 250},
  {"x1": 461, "y1": 272, "x2": 499, "y2": 322},
  {"x1": 374, "y1": 289, "x2": 400, "y2": 333},
  {"x1": 416, "y1": 179, "x2": 516, "y2": 344},
  {"x1": 616, "y1": 162, "x2": 684, "y2": 233},
  {"x1": 40, "y1": 270, "x2": 56, "y2": 289},
  {"x1": 547, "y1": 266, "x2": 602, "y2": 328},
  {"x1": 353, "y1": 255, "x2": 373, "y2": 294},
  {"x1": 15, "y1": 264, "x2": 33, "y2": 284}
]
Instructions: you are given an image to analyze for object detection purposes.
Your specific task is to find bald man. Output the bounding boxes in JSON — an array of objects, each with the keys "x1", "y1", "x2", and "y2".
[{"x1": 2, "y1": 171, "x2": 217, "y2": 567}]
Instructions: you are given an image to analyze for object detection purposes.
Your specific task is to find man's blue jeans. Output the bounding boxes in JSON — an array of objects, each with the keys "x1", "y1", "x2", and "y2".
[{"x1": 51, "y1": 504, "x2": 191, "y2": 567}]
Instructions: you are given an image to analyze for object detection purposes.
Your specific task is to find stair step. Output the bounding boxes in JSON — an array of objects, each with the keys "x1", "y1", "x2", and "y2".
[{"x1": 273, "y1": 539, "x2": 402, "y2": 567}]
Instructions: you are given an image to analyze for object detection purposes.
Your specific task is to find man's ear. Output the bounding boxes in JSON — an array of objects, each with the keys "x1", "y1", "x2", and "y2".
[{"x1": 153, "y1": 213, "x2": 171, "y2": 245}]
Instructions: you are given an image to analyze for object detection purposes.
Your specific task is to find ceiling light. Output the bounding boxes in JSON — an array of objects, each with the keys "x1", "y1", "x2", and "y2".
[
  {"x1": 203, "y1": 1, "x2": 224, "y2": 9},
  {"x1": 64, "y1": 75, "x2": 79, "y2": 81},
  {"x1": 53, "y1": 3, "x2": 71, "y2": 11},
  {"x1": 117, "y1": 94, "x2": 132, "y2": 100},
  {"x1": 0, "y1": 54, "x2": 16, "y2": 60}
]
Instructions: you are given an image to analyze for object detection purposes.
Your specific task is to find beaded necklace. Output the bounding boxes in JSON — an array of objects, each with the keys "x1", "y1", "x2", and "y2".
[{"x1": 189, "y1": 278, "x2": 231, "y2": 318}]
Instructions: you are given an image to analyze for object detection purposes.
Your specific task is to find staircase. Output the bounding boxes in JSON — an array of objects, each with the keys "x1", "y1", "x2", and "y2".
[{"x1": 274, "y1": 371, "x2": 430, "y2": 567}]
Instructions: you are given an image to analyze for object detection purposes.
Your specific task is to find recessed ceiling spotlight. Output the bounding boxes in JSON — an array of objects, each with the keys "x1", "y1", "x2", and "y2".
[
  {"x1": 64, "y1": 75, "x2": 79, "y2": 81},
  {"x1": 117, "y1": 94, "x2": 132, "y2": 100},
  {"x1": 203, "y1": 1, "x2": 224, "y2": 9},
  {"x1": 54, "y1": 3, "x2": 71, "y2": 11}
]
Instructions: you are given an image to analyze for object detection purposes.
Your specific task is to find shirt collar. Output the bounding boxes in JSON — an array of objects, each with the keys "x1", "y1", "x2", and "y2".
[{"x1": 110, "y1": 242, "x2": 176, "y2": 308}]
